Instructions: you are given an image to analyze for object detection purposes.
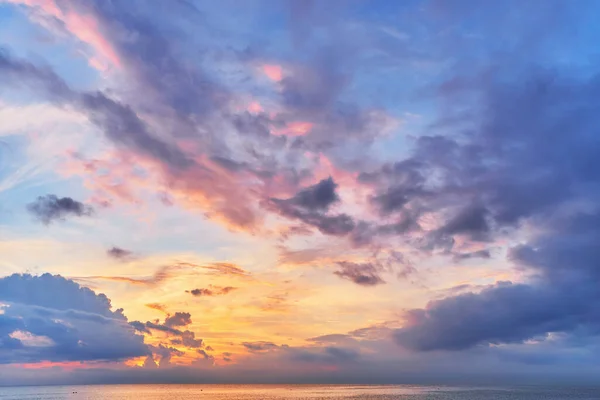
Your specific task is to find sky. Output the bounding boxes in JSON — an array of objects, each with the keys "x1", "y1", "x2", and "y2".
[{"x1": 1, "y1": 0, "x2": 600, "y2": 386}]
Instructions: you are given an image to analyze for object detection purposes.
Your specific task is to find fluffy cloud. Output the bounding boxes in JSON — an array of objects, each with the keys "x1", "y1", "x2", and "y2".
[
  {"x1": 0, "y1": 274, "x2": 148, "y2": 363},
  {"x1": 131, "y1": 312, "x2": 204, "y2": 349},
  {"x1": 164, "y1": 312, "x2": 192, "y2": 328},
  {"x1": 393, "y1": 65, "x2": 600, "y2": 351}
]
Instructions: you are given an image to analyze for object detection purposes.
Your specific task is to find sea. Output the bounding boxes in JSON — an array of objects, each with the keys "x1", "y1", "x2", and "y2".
[{"x1": 1, "y1": 385, "x2": 600, "y2": 400}]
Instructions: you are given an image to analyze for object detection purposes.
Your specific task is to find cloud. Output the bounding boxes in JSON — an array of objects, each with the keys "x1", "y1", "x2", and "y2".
[
  {"x1": 139, "y1": 321, "x2": 181, "y2": 336},
  {"x1": 395, "y1": 211, "x2": 600, "y2": 351},
  {"x1": 77, "y1": 265, "x2": 174, "y2": 287},
  {"x1": 452, "y1": 250, "x2": 491, "y2": 262},
  {"x1": 145, "y1": 303, "x2": 168, "y2": 314},
  {"x1": 106, "y1": 246, "x2": 135, "y2": 261},
  {"x1": 384, "y1": 34, "x2": 600, "y2": 349},
  {"x1": 131, "y1": 312, "x2": 204, "y2": 350},
  {"x1": 197, "y1": 263, "x2": 249, "y2": 277},
  {"x1": 307, "y1": 334, "x2": 358, "y2": 346},
  {"x1": 170, "y1": 331, "x2": 203, "y2": 349},
  {"x1": 0, "y1": 274, "x2": 148, "y2": 363},
  {"x1": 268, "y1": 178, "x2": 356, "y2": 236},
  {"x1": 242, "y1": 341, "x2": 280, "y2": 352},
  {"x1": 284, "y1": 177, "x2": 339, "y2": 211},
  {"x1": 437, "y1": 204, "x2": 491, "y2": 241},
  {"x1": 0, "y1": 49, "x2": 192, "y2": 170},
  {"x1": 76, "y1": 262, "x2": 250, "y2": 291},
  {"x1": 152, "y1": 344, "x2": 184, "y2": 368},
  {"x1": 333, "y1": 261, "x2": 385, "y2": 286},
  {"x1": 196, "y1": 349, "x2": 214, "y2": 360},
  {"x1": 27, "y1": 195, "x2": 93, "y2": 224},
  {"x1": 187, "y1": 285, "x2": 237, "y2": 297},
  {"x1": 164, "y1": 312, "x2": 192, "y2": 328}
]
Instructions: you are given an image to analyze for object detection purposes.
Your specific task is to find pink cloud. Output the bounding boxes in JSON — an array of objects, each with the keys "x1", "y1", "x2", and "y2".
[
  {"x1": 261, "y1": 64, "x2": 283, "y2": 82},
  {"x1": 247, "y1": 101, "x2": 263, "y2": 114},
  {"x1": 6, "y1": 0, "x2": 121, "y2": 70},
  {"x1": 273, "y1": 121, "x2": 313, "y2": 137}
]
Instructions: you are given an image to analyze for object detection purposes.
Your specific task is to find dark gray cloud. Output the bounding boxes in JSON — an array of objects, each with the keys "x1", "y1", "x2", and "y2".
[
  {"x1": 27, "y1": 195, "x2": 93, "y2": 224},
  {"x1": 395, "y1": 283, "x2": 564, "y2": 351},
  {"x1": 170, "y1": 330, "x2": 203, "y2": 349},
  {"x1": 196, "y1": 349, "x2": 214, "y2": 361},
  {"x1": 452, "y1": 249, "x2": 491, "y2": 261},
  {"x1": 268, "y1": 178, "x2": 356, "y2": 236},
  {"x1": 131, "y1": 312, "x2": 204, "y2": 349},
  {"x1": 164, "y1": 312, "x2": 192, "y2": 328},
  {"x1": 285, "y1": 177, "x2": 339, "y2": 211},
  {"x1": 134, "y1": 321, "x2": 181, "y2": 336},
  {"x1": 0, "y1": 274, "x2": 148, "y2": 363},
  {"x1": 363, "y1": 160, "x2": 428, "y2": 216},
  {"x1": 187, "y1": 285, "x2": 237, "y2": 297},
  {"x1": 395, "y1": 210, "x2": 600, "y2": 351},
  {"x1": 107, "y1": 246, "x2": 135, "y2": 261},
  {"x1": 242, "y1": 341, "x2": 280, "y2": 352},
  {"x1": 438, "y1": 204, "x2": 490, "y2": 240},
  {"x1": 333, "y1": 261, "x2": 385, "y2": 286},
  {"x1": 152, "y1": 344, "x2": 185, "y2": 368}
]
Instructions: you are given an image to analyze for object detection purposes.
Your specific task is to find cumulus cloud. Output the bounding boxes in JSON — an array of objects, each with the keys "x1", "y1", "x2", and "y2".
[
  {"x1": 27, "y1": 195, "x2": 93, "y2": 224},
  {"x1": 171, "y1": 331, "x2": 203, "y2": 349},
  {"x1": 0, "y1": 274, "x2": 148, "y2": 363},
  {"x1": 131, "y1": 312, "x2": 204, "y2": 349},
  {"x1": 164, "y1": 312, "x2": 192, "y2": 328},
  {"x1": 392, "y1": 62, "x2": 600, "y2": 350}
]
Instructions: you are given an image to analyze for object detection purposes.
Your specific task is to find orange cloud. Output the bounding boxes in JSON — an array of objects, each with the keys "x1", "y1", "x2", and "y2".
[{"x1": 145, "y1": 303, "x2": 169, "y2": 313}]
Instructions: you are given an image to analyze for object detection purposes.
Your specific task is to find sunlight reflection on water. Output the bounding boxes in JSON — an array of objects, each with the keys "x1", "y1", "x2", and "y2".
[{"x1": 1, "y1": 384, "x2": 600, "y2": 400}]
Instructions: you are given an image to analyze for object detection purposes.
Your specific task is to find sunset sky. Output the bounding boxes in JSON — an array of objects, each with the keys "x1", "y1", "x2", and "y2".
[{"x1": 2, "y1": 0, "x2": 600, "y2": 386}]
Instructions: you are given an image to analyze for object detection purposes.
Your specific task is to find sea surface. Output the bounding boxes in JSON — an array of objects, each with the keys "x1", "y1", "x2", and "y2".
[{"x1": 1, "y1": 384, "x2": 600, "y2": 400}]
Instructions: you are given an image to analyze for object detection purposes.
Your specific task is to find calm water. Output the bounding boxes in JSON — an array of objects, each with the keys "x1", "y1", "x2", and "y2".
[{"x1": 1, "y1": 385, "x2": 600, "y2": 400}]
